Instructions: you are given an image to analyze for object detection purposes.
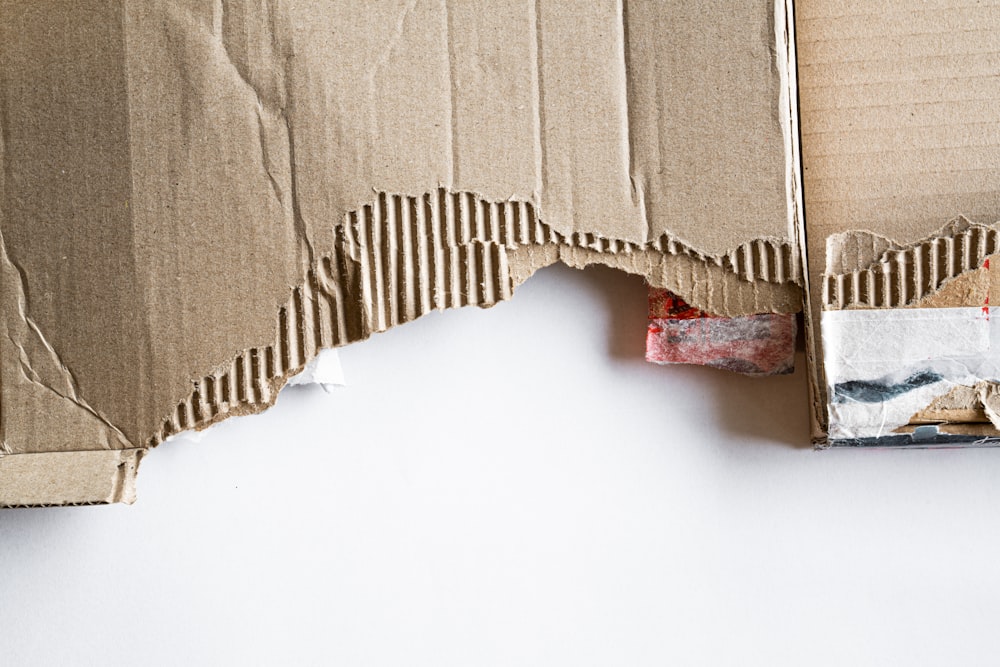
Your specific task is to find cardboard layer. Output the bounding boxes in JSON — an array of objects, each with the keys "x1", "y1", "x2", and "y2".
[
  {"x1": 797, "y1": 0, "x2": 1000, "y2": 443},
  {"x1": 822, "y1": 220, "x2": 1000, "y2": 310},
  {"x1": 1, "y1": 0, "x2": 800, "y2": 505},
  {"x1": 0, "y1": 450, "x2": 145, "y2": 507}
]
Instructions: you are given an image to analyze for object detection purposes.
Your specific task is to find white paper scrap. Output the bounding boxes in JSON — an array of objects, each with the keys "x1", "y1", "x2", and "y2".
[
  {"x1": 287, "y1": 349, "x2": 346, "y2": 392},
  {"x1": 822, "y1": 307, "x2": 1000, "y2": 441}
]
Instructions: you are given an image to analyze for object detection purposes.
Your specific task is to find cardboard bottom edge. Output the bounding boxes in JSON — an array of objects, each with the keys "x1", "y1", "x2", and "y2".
[
  {"x1": 0, "y1": 449, "x2": 146, "y2": 508},
  {"x1": 829, "y1": 431, "x2": 1000, "y2": 449},
  {"x1": 3, "y1": 225, "x2": 803, "y2": 508}
]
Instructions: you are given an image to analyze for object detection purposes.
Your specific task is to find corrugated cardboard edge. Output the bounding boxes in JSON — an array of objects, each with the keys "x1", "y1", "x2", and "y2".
[
  {"x1": 149, "y1": 187, "x2": 802, "y2": 448},
  {"x1": 818, "y1": 220, "x2": 1000, "y2": 447},
  {"x1": 0, "y1": 449, "x2": 145, "y2": 508},
  {"x1": 823, "y1": 219, "x2": 1000, "y2": 310},
  {"x1": 3, "y1": 185, "x2": 803, "y2": 508},
  {"x1": 3, "y1": 0, "x2": 807, "y2": 504},
  {"x1": 795, "y1": 1, "x2": 1000, "y2": 446}
]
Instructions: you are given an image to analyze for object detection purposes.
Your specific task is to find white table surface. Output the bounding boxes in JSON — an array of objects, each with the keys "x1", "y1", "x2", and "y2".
[{"x1": 3, "y1": 263, "x2": 999, "y2": 666}]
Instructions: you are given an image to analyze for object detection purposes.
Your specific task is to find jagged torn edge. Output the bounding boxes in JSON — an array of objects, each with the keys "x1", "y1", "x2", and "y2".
[
  {"x1": 4, "y1": 8, "x2": 800, "y2": 455},
  {"x1": 820, "y1": 218, "x2": 1000, "y2": 443},
  {"x1": 148, "y1": 186, "x2": 801, "y2": 450},
  {"x1": 823, "y1": 217, "x2": 1000, "y2": 310}
]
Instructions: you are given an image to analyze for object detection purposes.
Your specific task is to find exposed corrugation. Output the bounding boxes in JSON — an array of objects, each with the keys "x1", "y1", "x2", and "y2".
[
  {"x1": 824, "y1": 219, "x2": 1000, "y2": 309},
  {"x1": 2, "y1": 500, "x2": 118, "y2": 509},
  {"x1": 148, "y1": 188, "x2": 799, "y2": 446}
]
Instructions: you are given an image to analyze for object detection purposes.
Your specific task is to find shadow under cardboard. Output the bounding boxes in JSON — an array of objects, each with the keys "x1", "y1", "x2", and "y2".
[
  {"x1": 570, "y1": 264, "x2": 812, "y2": 449},
  {"x1": 569, "y1": 265, "x2": 650, "y2": 362}
]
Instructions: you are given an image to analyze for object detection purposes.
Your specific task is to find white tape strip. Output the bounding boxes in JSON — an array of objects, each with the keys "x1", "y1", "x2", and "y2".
[{"x1": 822, "y1": 307, "x2": 1000, "y2": 441}]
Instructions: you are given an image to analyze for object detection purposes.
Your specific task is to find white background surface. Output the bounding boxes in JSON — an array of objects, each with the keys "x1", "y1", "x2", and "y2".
[{"x1": 3, "y1": 264, "x2": 1000, "y2": 666}]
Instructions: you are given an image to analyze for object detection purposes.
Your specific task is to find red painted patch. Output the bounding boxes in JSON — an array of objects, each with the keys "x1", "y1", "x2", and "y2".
[
  {"x1": 646, "y1": 287, "x2": 796, "y2": 376},
  {"x1": 985, "y1": 258, "x2": 991, "y2": 316}
]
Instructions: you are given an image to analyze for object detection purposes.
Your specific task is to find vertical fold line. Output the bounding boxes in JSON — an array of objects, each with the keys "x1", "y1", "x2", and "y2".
[
  {"x1": 443, "y1": 0, "x2": 459, "y2": 187},
  {"x1": 528, "y1": 0, "x2": 545, "y2": 205}
]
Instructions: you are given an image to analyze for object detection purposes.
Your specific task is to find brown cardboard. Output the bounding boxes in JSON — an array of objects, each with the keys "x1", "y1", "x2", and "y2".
[
  {"x1": 797, "y1": 0, "x2": 1000, "y2": 444},
  {"x1": 821, "y1": 222, "x2": 1000, "y2": 311},
  {"x1": 1, "y1": 0, "x2": 800, "y2": 505}
]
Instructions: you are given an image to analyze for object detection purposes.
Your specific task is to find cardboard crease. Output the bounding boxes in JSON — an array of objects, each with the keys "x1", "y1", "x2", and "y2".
[{"x1": 1, "y1": 0, "x2": 802, "y2": 504}]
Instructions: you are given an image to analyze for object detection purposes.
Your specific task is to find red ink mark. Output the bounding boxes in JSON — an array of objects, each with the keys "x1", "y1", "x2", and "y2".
[
  {"x1": 986, "y1": 259, "x2": 992, "y2": 318},
  {"x1": 647, "y1": 290, "x2": 710, "y2": 320}
]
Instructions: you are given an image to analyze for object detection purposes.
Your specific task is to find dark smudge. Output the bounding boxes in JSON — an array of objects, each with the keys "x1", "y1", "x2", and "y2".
[{"x1": 833, "y1": 370, "x2": 944, "y2": 404}]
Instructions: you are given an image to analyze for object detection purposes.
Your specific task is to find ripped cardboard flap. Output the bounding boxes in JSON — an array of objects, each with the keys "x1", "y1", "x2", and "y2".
[
  {"x1": 797, "y1": 0, "x2": 1000, "y2": 445},
  {"x1": 0, "y1": 1, "x2": 801, "y2": 505},
  {"x1": 819, "y1": 223, "x2": 1000, "y2": 446}
]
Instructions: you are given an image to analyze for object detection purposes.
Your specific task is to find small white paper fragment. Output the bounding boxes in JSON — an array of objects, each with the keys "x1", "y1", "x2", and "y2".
[
  {"x1": 162, "y1": 350, "x2": 345, "y2": 446},
  {"x1": 286, "y1": 349, "x2": 345, "y2": 392}
]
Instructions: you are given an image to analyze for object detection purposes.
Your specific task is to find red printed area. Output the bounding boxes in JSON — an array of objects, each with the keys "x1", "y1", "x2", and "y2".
[
  {"x1": 646, "y1": 288, "x2": 796, "y2": 376},
  {"x1": 984, "y1": 258, "x2": 991, "y2": 316}
]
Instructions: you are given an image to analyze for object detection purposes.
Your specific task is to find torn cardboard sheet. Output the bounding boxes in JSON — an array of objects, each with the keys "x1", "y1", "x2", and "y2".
[
  {"x1": 822, "y1": 220, "x2": 1000, "y2": 311},
  {"x1": 646, "y1": 288, "x2": 795, "y2": 376},
  {"x1": 1, "y1": 0, "x2": 801, "y2": 506},
  {"x1": 165, "y1": 350, "x2": 344, "y2": 449},
  {"x1": 819, "y1": 222, "x2": 1000, "y2": 445},
  {"x1": 797, "y1": 0, "x2": 1000, "y2": 443}
]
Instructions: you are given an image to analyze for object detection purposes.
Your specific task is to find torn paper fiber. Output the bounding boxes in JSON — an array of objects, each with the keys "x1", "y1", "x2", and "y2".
[{"x1": 823, "y1": 307, "x2": 1000, "y2": 447}]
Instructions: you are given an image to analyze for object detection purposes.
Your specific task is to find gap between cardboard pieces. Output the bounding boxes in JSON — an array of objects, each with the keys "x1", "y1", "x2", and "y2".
[{"x1": 0, "y1": 0, "x2": 802, "y2": 507}]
